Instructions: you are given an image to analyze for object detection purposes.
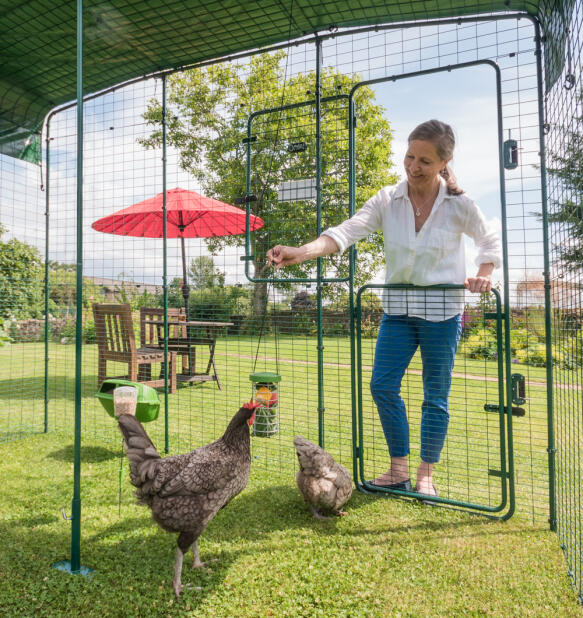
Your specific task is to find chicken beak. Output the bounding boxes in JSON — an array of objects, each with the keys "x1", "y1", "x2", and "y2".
[{"x1": 248, "y1": 411, "x2": 256, "y2": 426}]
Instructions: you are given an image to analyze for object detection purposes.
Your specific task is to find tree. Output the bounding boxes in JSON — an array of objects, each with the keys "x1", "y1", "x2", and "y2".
[
  {"x1": 189, "y1": 256, "x2": 225, "y2": 290},
  {"x1": 48, "y1": 261, "x2": 102, "y2": 313},
  {"x1": 0, "y1": 224, "x2": 43, "y2": 319},
  {"x1": 546, "y1": 89, "x2": 583, "y2": 271},
  {"x1": 140, "y1": 51, "x2": 397, "y2": 317}
]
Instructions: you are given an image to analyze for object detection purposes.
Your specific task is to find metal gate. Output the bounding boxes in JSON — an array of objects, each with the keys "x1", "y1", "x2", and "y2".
[{"x1": 355, "y1": 284, "x2": 516, "y2": 518}]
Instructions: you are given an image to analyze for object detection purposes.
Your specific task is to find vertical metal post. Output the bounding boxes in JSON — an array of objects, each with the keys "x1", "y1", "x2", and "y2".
[
  {"x1": 44, "y1": 122, "x2": 50, "y2": 433},
  {"x1": 348, "y1": 96, "x2": 358, "y2": 480},
  {"x1": 494, "y1": 63, "x2": 516, "y2": 520},
  {"x1": 534, "y1": 22, "x2": 556, "y2": 531},
  {"x1": 71, "y1": 0, "x2": 84, "y2": 573},
  {"x1": 162, "y1": 75, "x2": 169, "y2": 454},
  {"x1": 314, "y1": 35, "x2": 325, "y2": 448}
]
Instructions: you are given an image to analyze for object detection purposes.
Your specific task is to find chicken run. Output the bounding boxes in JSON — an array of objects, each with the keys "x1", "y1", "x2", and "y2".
[{"x1": 1, "y1": 0, "x2": 582, "y2": 607}]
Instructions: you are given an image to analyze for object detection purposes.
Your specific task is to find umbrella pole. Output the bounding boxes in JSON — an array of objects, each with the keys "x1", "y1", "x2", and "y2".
[
  {"x1": 180, "y1": 235, "x2": 190, "y2": 318},
  {"x1": 180, "y1": 235, "x2": 194, "y2": 377}
]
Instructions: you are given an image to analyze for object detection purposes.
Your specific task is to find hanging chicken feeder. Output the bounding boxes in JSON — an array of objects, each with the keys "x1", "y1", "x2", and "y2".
[
  {"x1": 96, "y1": 378, "x2": 160, "y2": 423},
  {"x1": 249, "y1": 372, "x2": 281, "y2": 437}
]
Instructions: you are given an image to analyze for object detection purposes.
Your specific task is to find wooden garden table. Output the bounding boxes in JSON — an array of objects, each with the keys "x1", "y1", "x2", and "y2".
[{"x1": 144, "y1": 319, "x2": 233, "y2": 389}]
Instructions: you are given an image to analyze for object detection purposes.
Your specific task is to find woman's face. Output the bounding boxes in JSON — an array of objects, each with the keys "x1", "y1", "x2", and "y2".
[{"x1": 404, "y1": 139, "x2": 449, "y2": 191}]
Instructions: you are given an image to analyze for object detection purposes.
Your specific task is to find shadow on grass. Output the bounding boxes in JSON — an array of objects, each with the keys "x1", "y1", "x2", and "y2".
[
  {"x1": 47, "y1": 444, "x2": 120, "y2": 463},
  {"x1": 0, "y1": 375, "x2": 99, "y2": 401}
]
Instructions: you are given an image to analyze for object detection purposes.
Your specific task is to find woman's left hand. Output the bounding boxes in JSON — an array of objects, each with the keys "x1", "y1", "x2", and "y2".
[{"x1": 464, "y1": 275, "x2": 492, "y2": 294}]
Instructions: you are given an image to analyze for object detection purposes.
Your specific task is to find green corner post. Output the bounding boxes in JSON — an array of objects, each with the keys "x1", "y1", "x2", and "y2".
[
  {"x1": 52, "y1": 0, "x2": 93, "y2": 576},
  {"x1": 43, "y1": 121, "x2": 50, "y2": 434},
  {"x1": 315, "y1": 35, "x2": 325, "y2": 448},
  {"x1": 533, "y1": 21, "x2": 556, "y2": 532},
  {"x1": 162, "y1": 74, "x2": 170, "y2": 454}
]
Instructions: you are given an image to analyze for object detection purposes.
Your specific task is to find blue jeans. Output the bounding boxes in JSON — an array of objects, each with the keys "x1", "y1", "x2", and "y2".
[{"x1": 370, "y1": 313, "x2": 462, "y2": 464}]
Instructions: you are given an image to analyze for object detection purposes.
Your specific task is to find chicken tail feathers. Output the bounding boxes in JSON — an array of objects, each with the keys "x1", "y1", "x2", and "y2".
[{"x1": 117, "y1": 414, "x2": 161, "y2": 494}]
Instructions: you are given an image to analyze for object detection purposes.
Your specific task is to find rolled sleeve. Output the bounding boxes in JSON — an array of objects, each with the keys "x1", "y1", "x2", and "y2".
[
  {"x1": 465, "y1": 200, "x2": 502, "y2": 269},
  {"x1": 321, "y1": 189, "x2": 386, "y2": 254}
]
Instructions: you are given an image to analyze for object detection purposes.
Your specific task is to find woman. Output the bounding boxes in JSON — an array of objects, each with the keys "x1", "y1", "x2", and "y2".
[{"x1": 267, "y1": 119, "x2": 501, "y2": 500}]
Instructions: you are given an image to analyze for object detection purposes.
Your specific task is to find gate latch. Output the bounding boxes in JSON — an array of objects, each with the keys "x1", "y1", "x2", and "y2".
[{"x1": 511, "y1": 373, "x2": 526, "y2": 405}]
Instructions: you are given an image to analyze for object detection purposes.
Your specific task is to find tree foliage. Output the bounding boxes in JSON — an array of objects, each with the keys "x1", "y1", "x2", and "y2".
[
  {"x1": 140, "y1": 51, "x2": 397, "y2": 313},
  {"x1": 188, "y1": 256, "x2": 225, "y2": 289},
  {"x1": 546, "y1": 89, "x2": 583, "y2": 271},
  {"x1": 0, "y1": 225, "x2": 43, "y2": 319}
]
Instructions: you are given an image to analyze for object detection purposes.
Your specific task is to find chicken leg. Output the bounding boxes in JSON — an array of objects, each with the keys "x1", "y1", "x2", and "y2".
[{"x1": 174, "y1": 531, "x2": 196, "y2": 598}]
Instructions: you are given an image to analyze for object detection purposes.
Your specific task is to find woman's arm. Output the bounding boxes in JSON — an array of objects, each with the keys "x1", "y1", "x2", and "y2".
[
  {"x1": 267, "y1": 235, "x2": 340, "y2": 269},
  {"x1": 465, "y1": 262, "x2": 494, "y2": 293}
]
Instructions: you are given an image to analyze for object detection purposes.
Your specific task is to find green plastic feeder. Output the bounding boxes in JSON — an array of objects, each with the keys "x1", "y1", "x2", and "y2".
[
  {"x1": 95, "y1": 379, "x2": 160, "y2": 423},
  {"x1": 249, "y1": 372, "x2": 281, "y2": 438}
]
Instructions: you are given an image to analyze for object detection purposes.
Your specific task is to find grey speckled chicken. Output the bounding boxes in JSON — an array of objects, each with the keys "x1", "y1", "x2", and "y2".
[
  {"x1": 293, "y1": 435, "x2": 353, "y2": 519},
  {"x1": 117, "y1": 402, "x2": 259, "y2": 597}
]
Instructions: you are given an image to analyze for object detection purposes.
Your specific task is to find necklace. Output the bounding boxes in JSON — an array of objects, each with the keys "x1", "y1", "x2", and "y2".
[
  {"x1": 409, "y1": 185, "x2": 439, "y2": 217},
  {"x1": 410, "y1": 193, "x2": 434, "y2": 217}
]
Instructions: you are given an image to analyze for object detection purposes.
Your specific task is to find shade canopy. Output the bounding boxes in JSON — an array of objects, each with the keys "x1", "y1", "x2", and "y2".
[
  {"x1": 91, "y1": 188, "x2": 264, "y2": 239},
  {"x1": 0, "y1": 0, "x2": 574, "y2": 159}
]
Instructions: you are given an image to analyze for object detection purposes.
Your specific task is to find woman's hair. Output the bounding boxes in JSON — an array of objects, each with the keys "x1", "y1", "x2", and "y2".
[{"x1": 408, "y1": 119, "x2": 464, "y2": 195}]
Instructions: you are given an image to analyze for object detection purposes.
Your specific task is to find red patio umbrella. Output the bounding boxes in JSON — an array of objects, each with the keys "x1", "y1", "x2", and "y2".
[{"x1": 92, "y1": 187, "x2": 264, "y2": 316}]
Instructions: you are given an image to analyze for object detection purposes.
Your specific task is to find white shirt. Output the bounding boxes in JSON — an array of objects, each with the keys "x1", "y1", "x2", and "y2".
[{"x1": 322, "y1": 178, "x2": 501, "y2": 321}]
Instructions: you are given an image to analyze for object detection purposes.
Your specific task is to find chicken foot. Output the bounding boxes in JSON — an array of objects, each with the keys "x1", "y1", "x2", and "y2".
[{"x1": 309, "y1": 504, "x2": 348, "y2": 519}]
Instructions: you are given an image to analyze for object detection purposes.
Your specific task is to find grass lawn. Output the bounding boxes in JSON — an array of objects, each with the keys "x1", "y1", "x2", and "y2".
[
  {"x1": 0, "y1": 335, "x2": 579, "y2": 614},
  {"x1": 0, "y1": 430, "x2": 580, "y2": 617}
]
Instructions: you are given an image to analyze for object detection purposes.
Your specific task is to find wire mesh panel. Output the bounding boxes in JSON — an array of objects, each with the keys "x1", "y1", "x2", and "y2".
[
  {"x1": 246, "y1": 94, "x2": 351, "y2": 283},
  {"x1": 3, "y1": 17, "x2": 582, "y2": 602},
  {"x1": 356, "y1": 285, "x2": 511, "y2": 515},
  {"x1": 0, "y1": 147, "x2": 46, "y2": 440},
  {"x1": 543, "y1": 0, "x2": 583, "y2": 602}
]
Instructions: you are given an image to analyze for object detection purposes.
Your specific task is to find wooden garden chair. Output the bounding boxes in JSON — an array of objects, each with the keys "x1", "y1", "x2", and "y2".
[{"x1": 93, "y1": 303, "x2": 177, "y2": 393}]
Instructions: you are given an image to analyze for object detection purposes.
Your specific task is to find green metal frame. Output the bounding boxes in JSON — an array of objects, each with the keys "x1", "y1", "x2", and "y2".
[
  {"x1": 243, "y1": 94, "x2": 351, "y2": 285},
  {"x1": 243, "y1": 56, "x2": 524, "y2": 514},
  {"x1": 346, "y1": 59, "x2": 516, "y2": 519},
  {"x1": 353, "y1": 284, "x2": 513, "y2": 518},
  {"x1": 47, "y1": 7, "x2": 563, "y2": 579}
]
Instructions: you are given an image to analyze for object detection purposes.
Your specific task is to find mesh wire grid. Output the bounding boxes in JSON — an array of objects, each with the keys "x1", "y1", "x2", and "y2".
[
  {"x1": 0, "y1": 11, "x2": 581, "y2": 602},
  {"x1": 544, "y1": 0, "x2": 583, "y2": 601}
]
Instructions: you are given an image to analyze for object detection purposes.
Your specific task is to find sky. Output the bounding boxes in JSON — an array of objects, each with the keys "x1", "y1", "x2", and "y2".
[{"x1": 0, "y1": 28, "x2": 545, "y2": 295}]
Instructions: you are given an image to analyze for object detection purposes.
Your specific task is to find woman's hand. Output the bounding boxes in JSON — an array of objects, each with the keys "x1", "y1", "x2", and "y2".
[
  {"x1": 465, "y1": 262, "x2": 494, "y2": 293},
  {"x1": 266, "y1": 245, "x2": 305, "y2": 269},
  {"x1": 267, "y1": 236, "x2": 339, "y2": 269},
  {"x1": 464, "y1": 275, "x2": 492, "y2": 293}
]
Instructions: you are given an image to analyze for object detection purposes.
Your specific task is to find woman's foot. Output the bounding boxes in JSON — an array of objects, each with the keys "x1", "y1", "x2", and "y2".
[
  {"x1": 415, "y1": 461, "x2": 436, "y2": 496},
  {"x1": 372, "y1": 456, "x2": 410, "y2": 487},
  {"x1": 415, "y1": 478, "x2": 437, "y2": 496},
  {"x1": 371, "y1": 471, "x2": 410, "y2": 486}
]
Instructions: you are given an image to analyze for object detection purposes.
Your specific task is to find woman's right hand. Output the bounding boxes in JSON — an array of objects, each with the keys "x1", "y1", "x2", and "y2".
[{"x1": 266, "y1": 245, "x2": 304, "y2": 269}]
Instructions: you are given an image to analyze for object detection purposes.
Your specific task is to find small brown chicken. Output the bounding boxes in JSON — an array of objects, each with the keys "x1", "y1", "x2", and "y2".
[
  {"x1": 117, "y1": 402, "x2": 259, "y2": 597},
  {"x1": 293, "y1": 435, "x2": 353, "y2": 519}
]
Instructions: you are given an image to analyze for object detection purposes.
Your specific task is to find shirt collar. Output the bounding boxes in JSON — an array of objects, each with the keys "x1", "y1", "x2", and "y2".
[{"x1": 394, "y1": 176, "x2": 453, "y2": 202}]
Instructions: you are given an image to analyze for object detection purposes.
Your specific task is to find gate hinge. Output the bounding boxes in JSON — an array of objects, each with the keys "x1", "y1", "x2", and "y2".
[
  {"x1": 242, "y1": 136, "x2": 257, "y2": 144},
  {"x1": 484, "y1": 311, "x2": 503, "y2": 320}
]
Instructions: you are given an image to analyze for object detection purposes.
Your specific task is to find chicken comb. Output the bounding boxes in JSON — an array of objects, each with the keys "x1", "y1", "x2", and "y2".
[{"x1": 243, "y1": 400, "x2": 261, "y2": 410}]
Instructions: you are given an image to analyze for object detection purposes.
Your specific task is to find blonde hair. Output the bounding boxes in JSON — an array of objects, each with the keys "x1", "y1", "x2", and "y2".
[{"x1": 408, "y1": 119, "x2": 463, "y2": 195}]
